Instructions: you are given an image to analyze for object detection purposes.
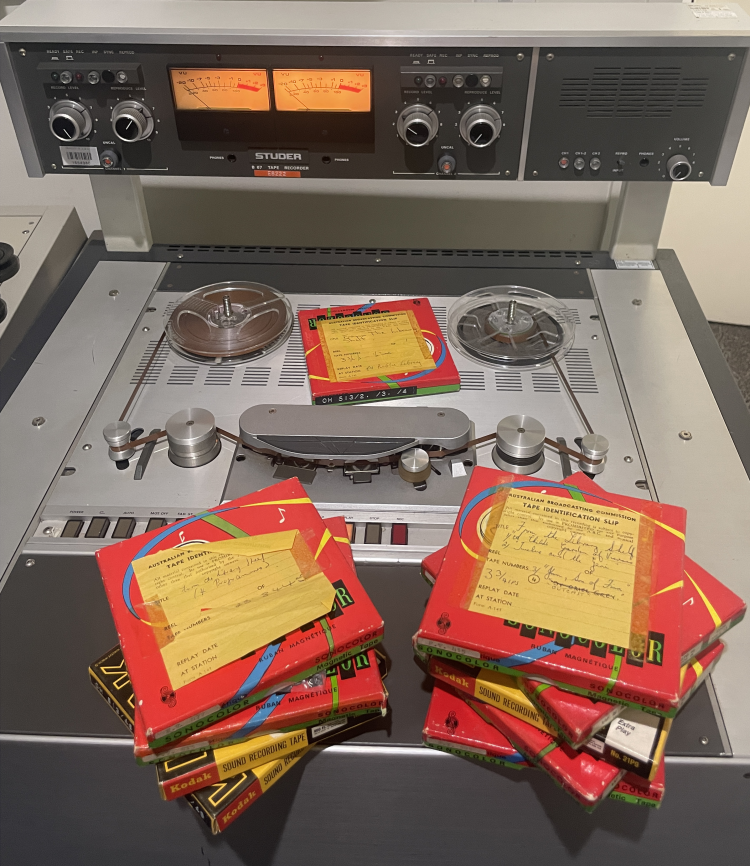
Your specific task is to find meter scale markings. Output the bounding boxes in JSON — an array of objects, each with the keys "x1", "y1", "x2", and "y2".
[
  {"x1": 169, "y1": 69, "x2": 270, "y2": 111},
  {"x1": 272, "y1": 70, "x2": 371, "y2": 112}
]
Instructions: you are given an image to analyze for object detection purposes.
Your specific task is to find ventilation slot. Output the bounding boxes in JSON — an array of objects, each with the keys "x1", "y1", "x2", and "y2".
[
  {"x1": 205, "y1": 367, "x2": 235, "y2": 386},
  {"x1": 567, "y1": 307, "x2": 582, "y2": 325},
  {"x1": 563, "y1": 348, "x2": 598, "y2": 393},
  {"x1": 459, "y1": 371, "x2": 486, "y2": 391},
  {"x1": 532, "y1": 371, "x2": 561, "y2": 393},
  {"x1": 278, "y1": 307, "x2": 309, "y2": 387},
  {"x1": 560, "y1": 67, "x2": 707, "y2": 118},
  {"x1": 163, "y1": 301, "x2": 179, "y2": 318},
  {"x1": 432, "y1": 306, "x2": 448, "y2": 339},
  {"x1": 495, "y1": 371, "x2": 523, "y2": 392},
  {"x1": 241, "y1": 367, "x2": 272, "y2": 387},
  {"x1": 130, "y1": 341, "x2": 169, "y2": 385},
  {"x1": 167, "y1": 365, "x2": 199, "y2": 386}
]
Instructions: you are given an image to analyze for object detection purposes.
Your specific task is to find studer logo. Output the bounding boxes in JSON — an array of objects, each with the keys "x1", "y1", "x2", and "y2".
[{"x1": 253, "y1": 150, "x2": 309, "y2": 164}]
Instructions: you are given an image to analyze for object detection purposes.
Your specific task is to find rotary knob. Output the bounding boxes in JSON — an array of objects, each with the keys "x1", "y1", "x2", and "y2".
[
  {"x1": 112, "y1": 100, "x2": 154, "y2": 143},
  {"x1": 397, "y1": 104, "x2": 439, "y2": 148},
  {"x1": 666, "y1": 154, "x2": 692, "y2": 181},
  {"x1": 459, "y1": 104, "x2": 502, "y2": 148},
  {"x1": 49, "y1": 100, "x2": 92, "y2": 142}
]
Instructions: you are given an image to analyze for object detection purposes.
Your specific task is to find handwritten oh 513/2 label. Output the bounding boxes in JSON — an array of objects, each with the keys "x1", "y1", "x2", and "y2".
[{"x1": 468, "y1": 490, "x2": 641, "y2": 648}]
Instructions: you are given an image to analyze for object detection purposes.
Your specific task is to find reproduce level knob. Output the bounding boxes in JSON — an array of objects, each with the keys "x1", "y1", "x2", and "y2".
[
  {"x1": 459, "y1": 105, "x2": 502, "y2": 148},
  {"x1": 49, "y1": 100, "x2": 92, "y2": 142},
  {"x1": 666, "y1": 154, "x2": 692, "y2": 181},
  {"x1": 112, "y1": 100, "x2": 154, "y2": 143},
  {"x1": 397, "y1": 104, "x2": 439, "y2": 148}
]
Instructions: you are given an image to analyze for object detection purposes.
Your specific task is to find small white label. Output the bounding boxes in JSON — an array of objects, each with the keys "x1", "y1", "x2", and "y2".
[
  {"x1": 615, "y1": 260, "x2": 655, "y2": 270},
  {"x1": 691, "y1": 6, "x2": 737, "y2": 19},
  {"x1": 605, "y1": 707, "x2": 661, "y2": 763},
  {"x1": 311, "y1": 717, "x2": 348, "y2": 739},
  {"x1": 418, "y1": 638, "x2": 480, "y2": 658},
  {"x1": 60, "y1": 146, "x2": 99, "y2": 166},
  {"x1": 451, "y1": 460, "x2": 467, "y2": 479},
  {"x1": 587, "y1": 736, "x2": 605, "y2": 755}
]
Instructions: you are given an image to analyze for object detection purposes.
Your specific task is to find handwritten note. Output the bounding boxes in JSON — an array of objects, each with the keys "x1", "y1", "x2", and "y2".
[
  {"x1": 318, "y1": 310, "x2": 436, "y2": 382},
  {"x1": 468, "y1": 490, "x2": 641, "y2": 647},
  {"x1": 132, "y1": 531, "x2": 335, "y2": 689}
]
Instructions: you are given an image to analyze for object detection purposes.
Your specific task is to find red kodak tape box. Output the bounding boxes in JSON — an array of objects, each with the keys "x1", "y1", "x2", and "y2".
[
  {"x1": 422, "y1": 681, "x2": 529, "y2": 769},
  {"x1": 466, "y1": 696, "x2": 624, "y2": 810},
  {"x1": 299, "y1": 297, "x2": 460, "y2": 405},
  {"x1": 96, "y1": 479, "x2": 384, "y2": 748},
  {"x1": 416, "y1": 467, "x2": 686, "y2": 715}
]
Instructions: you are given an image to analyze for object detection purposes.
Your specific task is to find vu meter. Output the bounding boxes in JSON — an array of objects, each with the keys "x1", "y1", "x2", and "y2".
[
  {"x1": 169, "y1": 69, "x2": 270, "y2": 111},
  {"x1": 272, "y1": 70, "x2": 371, "y2": 112}
]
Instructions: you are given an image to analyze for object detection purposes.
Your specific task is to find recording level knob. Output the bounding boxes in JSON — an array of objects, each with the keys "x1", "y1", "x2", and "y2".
[
  {"x1": 397, "y1": 104, "x2": 439, "y2": 147},
  {"x1": 459, "y1": 104, "x2": 502, "y2": 148},
  {"x1": 112, "y1": 100, "x2": 154, "y2": 143},
  {"x1": 49, "y1": 100, "x2": 92, "y2": 142},
  {"x1": 666, "y1": 154, "x2": 692, "y2": 181}
]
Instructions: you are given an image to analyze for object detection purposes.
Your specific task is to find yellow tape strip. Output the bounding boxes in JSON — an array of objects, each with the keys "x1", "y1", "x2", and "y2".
[
  {"x1": 239, "y1": 497, "x2": 312, "y2": 508},
  {"x1": 691, "y1": 657, "x2": 704, "y2": 679},
  {"x1": 686, "y1": 572, "x2": 723, "y2": 628},
  {"x1": 333, "y1": 536, "x2": 350, "y2": 545},
  {"x1": 314, "y1": 528, "x2": 332, "y2": 560},
  {"x1": 653, "y1": 579, "x2": 684, "y2": 597}
]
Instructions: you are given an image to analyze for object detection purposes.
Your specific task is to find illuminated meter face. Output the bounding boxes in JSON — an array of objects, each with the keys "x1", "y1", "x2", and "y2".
[
  {"x1": 170, "y1": 69, "x2": 270, "y2": 111},
  {"x1": 272, "y1": 70, "x2": 371, "y2": 112}
]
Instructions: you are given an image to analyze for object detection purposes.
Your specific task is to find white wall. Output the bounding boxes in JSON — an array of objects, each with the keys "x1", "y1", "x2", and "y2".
[{"x1": 1, "y1": 1, "x2": 749, "y2": 322}]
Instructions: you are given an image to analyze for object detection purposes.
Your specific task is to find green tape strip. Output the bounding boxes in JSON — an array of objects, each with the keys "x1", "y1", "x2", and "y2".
[
  {"x1": 201, "y1": 514, "x2": 248, "y2": 538},
  {"x1": 320, "y1": 618, "x2": 335, "y2": 656},
  {"x1": 537, "y1": 740, "x2": 558, "y2": 760},
  {"x1": 602, "y1": 653, "x2": 623, "y2": 696},
  {"x1": 533, "y1": 682, "x2": 551, "y2": 698},
  {"x1": 330, "y1": 674, "x2": 340, "y2": 714}
]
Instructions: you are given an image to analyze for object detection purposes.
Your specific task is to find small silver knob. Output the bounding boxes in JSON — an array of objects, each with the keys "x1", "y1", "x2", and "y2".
[
  {"x1": 399, "y1": 447, "x2": 431, "y2": 484},
  {"x1": 103, "y1": 421, "x2": 134, "y2": 461},
  {"x1": 49, "y1": 100, "x2": 92, "y2": 142},
  {"x1": 112, "y1": 100, "x2": 154, "y2": 142},
  {"x1": 397, "y1": 105, "x2": 439, "y2": 148},
  {"x1": 579, "y1": 433, "x2": 609, "y2": 475},
  {"x1": 459, "y1": 105, "x2": 502, "y2": 148}
]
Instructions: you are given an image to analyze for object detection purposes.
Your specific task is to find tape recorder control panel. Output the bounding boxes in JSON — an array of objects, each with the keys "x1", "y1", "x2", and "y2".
[{"x1": 7, "y1": 44, "x2": 745, "y2": 181}]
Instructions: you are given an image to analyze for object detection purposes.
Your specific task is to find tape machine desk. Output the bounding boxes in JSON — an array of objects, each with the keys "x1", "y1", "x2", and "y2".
[
  {"x1": 1, "y1": 239, "x2": 749, "y2": 865},
  {"x1": 1, "y1": 2, "x2": 750, "y2": 864}
]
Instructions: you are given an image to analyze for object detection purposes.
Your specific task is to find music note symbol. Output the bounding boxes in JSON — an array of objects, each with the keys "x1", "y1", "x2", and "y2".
[
  {"x1": 278, "y1": 508, "x2": 286, "y2": 524},
  {"x1": 179, "y1": 531, "x2": 186, "y2": 543}
]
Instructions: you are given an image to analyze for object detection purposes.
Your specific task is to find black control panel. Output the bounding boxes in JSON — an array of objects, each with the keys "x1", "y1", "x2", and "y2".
[{"x1": 7, "y1": 44, "x2": 745, "y2": 181}]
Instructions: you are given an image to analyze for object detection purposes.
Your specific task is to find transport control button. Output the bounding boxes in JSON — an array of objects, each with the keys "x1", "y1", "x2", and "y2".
[
  {"x1": 112, "y1": 517, "x2": 136, "y2": 539},
  {"x1": 146, "y1": 517, "x2": 167, "y2": 533},
  {"x1": 61, "y1": 519, "x2": 84, "y2": 538},
  {"x1": 345, "y1": 522, "x2": 356, "y2": 543},
  {"x1": 364, "y1": 523, "x2": 382, "y2": 544},
  {"x1": 391, "y1": 524, "x2": 409, "y2": 545},
  {"x1": 85, "y1": 517, "x2": 110, "y2": 538}
]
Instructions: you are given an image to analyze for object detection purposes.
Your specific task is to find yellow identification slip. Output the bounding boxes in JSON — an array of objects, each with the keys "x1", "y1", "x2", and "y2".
[
  {"x1": 467, "y1": 489, "x2": 642, "y2": 648},
  {"x1": 317, "y1": 310, "x2": 436, "y2": 382},
  {"x1": 132, "y1": 531, "x2": 336, "y2": 689}
]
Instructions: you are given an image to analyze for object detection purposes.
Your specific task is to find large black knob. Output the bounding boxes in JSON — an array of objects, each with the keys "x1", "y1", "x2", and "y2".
[
  {"x1": 459, "y1": 105, "x2": 502, "y2": 148},
  {"x1": 48, "y1": 100, "x2": 92, "y2": 142},
  {"x1": 0, "y1": 242, "x2": 20, "y2": 324},
  {"x1": 112, "y1": 100, "x2": 154, "y2": 143},
  {"x1": 397, "y1": 105, "x2": 439, "y2": 148},
  {"x1": 666, "y1": 154, "x2": 692, "y2": 181}
]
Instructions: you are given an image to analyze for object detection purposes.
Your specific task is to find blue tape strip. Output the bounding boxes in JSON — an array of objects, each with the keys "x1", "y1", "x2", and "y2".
[
  {"x1": 490, "y1": 640, "x2": 567, "y2": 669},
  {"x1": 226, "y1": 642, "x2": 283, "y2": 703},
  {"x1": 228, "y1": 691, "x2": 287, "y2": 740}
]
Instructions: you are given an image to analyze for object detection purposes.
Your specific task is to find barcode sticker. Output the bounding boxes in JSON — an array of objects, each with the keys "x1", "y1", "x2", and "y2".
[
  {"x1": 60, "y1": 146, "x2": 99, "y2": 167},
  {"x1": 691, "y1": 5, "x2": 737, "y2": 19}
]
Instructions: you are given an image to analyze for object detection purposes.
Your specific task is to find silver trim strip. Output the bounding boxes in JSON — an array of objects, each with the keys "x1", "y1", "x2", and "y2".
[
  {"x1": 712, "y1": 48, "x2": 750, "y2": 185},
  {"x1": 0, "y1": 733, "x2": 132, "y2": 746},
  {"x1": 0, "y1": 43, "x2": 43, "y2": 177},
  {"x1": 517, "y1": 47, "x2": 539, "y2": 182}
]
